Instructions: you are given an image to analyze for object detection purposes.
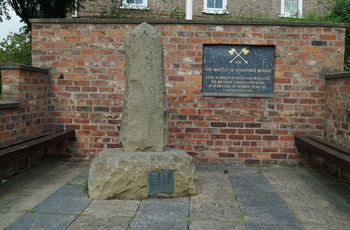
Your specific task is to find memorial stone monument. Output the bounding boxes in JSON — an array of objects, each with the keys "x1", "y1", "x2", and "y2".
[{"x1": 88, "y1": 22, "x2": 200, "y2": 200}]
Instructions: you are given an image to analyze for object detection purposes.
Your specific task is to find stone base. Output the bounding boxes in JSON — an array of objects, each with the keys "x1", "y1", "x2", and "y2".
[{"x1": 88, "y1": 148, "x2": 200, "y2": 200}]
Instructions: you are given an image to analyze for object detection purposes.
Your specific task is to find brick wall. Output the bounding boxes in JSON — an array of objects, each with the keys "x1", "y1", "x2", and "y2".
[
  {"x1": 0, "y1": 63, "x2": 50, "y2": 179},
  {"x1": 324, "y1": 73, "x2": 350, "y2": 148},
  {"x1": 30, "y1": 19, "x2": 345, "y2": 164},
  {"x1": 0, "y1": 63, "x2": 49, "y2": 144}
]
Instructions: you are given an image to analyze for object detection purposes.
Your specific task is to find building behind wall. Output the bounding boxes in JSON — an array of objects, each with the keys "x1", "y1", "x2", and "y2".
[{"x1": 76, "y1": 0, "x2": 334, "y2": 20}]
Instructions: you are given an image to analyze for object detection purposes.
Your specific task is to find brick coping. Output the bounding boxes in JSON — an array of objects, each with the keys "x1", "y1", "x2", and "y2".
[
  {"x1": 0, "y1": 63, "x2": 49, "y2": 73},
  {"x1": 29, "y1": 18, "x2": 347, "y2": 28},
  {"x1": 325, "y1": 72, "x2": 350, "y2": 80},
  {"x1": 0, "y1": 99, "x2": 20, "y2": 110}
]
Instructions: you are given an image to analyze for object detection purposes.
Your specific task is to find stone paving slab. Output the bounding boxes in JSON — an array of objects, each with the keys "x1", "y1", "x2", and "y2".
[
  {"x1": 228, "y1": 166, "x2": 304, "y2": 228},
  {"x1": 236, "y1": 191, "x2": 284, "y2": 207},
  {"x1": 260, "y1": 165, "x2": 350, "y2": 229},
  {"x1": 246, "y1": 222, "x2": 303, "y2": 230},
  {"x1": 190, "y1": 201, "x2": 242, "y2": 221},
  {"x1": 241, "y1": 205, "x2": 299, "y2": 224},
  {"x1": 294, "y1": 167, "x2": 340, "y2": 184},
  {"x1": 130, "y1": 217, "x2": 188, "y2": 230},
  {"x1": 49, "y1": 184, "x2": 89, "y2": 198},
  {"x1": 260, "y1": 171, "x2": 318, "y2": 195},
  {"x1": 196, "y1": 172, "x2": 233, "y2": 191},
  {"x1": 189, "y1": 220, "x2": 247, "y2": 230},
  {"x1": 6, "y1": 213, "x2": 76, "y2": 230},
  {"x1": 135, "y1": 198, "x2": 189, "y2": 220},
  {"x1": 67, "y1": 200, "x2": 140, "y2": 229},
  {"x1": 192, "y1": 169, "x2": 242, "y2": 221},
  {"x1": 0, "y1": 161, "x2": 89, "y2": 230},
  {"x1": 130, "y1": 198, "x2": 189, "y2": 230},
  {"x1": 229, "y1": 173, "x2": 275, "y2": 193},
  {"x1": 302, "y1": 223, "x2": 350, "y2": 230},
  {"x1": 69, "y1": 172, "x2": 89, "y2": 186},
  {"x1": 1, "y1": 161, "x2": 350, "y2": 230},
  {"x1": 278, "y1": 191, "x2": 334, "y2": 208},
  {"x1": 0, "y1": 195, "x2": 46, "y2": 213},
  {"x1": 288, "y1": 206, "x2": 350, "y2": 225},
  {"x1": 322, "y1": 193, "x2": 350, "y2": 209},
  {"x1": 4, "y1": 180, "x2": 63, "y2": 197},
  {"x1": 69, "y1": 215, "x2": 132, "y2": 230},
  {"x1": 0, "y1": 213, "x2": 23, "y2": 230},
  {"x1": 190, "y1": 188, "x2": 236, "y2": 204},
  {"x1": 33, "y1": 196, "x2": 92, "y2": 214},
  {"x1": 33, "y1": 184, "x2": 92, "y2": 215},
  {"x1": 81, "y1": 199, "x2": 140, "y2": 217}
]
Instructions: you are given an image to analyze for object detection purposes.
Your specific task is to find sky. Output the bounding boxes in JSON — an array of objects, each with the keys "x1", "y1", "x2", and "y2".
[{"x1": 0, "y1": 8, "x2": 24, "y2": 40}]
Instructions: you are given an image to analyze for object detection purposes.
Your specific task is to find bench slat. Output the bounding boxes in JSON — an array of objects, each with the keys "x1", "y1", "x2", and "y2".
[
  {"x1": 0, "y1": 130, "x2": 75, "y2": 159},
  {"x1": 294, "y1": 135, "x2": 350, "y2": 169},
  {"x1": 0, "y1": 129, "x2": 64, "y2": 150},
  {"x1": 306, "y1": 135, "x2": 350, "y2": 157}
]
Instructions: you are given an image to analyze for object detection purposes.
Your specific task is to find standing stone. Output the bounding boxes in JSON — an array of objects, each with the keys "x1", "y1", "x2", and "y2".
[{"x1": 120, "y1": 22, "x2": 167, "y2": 152}]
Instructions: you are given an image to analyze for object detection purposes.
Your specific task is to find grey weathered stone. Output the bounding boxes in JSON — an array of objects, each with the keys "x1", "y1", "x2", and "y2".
[
  {"x1": 120, "y1": 22, "x2": 167, "y2": 152},
  {"x1": 88, "y1": 148, "x2": 200, "y2": 200}
]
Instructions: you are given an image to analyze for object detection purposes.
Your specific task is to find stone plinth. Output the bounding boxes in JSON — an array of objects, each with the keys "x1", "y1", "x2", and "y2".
[{"x1": 88, "y1": 148, "x2": 200, "y2": 200}]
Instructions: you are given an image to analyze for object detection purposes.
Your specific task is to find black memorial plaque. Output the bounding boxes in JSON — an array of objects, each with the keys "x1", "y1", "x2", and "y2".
[
  {"x1": 202, "y1": 45, "x2": 275, "y2": 97},
  {"x1": 148, "y1": 171, "x2": 174, "y2": 195}
]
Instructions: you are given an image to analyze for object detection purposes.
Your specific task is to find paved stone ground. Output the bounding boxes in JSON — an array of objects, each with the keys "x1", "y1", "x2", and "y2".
[{"x1": 0, "y1": 161, "x2": 349, "y2": 230}]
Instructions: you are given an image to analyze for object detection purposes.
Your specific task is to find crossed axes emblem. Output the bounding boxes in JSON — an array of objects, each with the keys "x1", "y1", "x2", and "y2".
[{"x1": 228, "y1": 47, "x2": 249, "y2": 64}]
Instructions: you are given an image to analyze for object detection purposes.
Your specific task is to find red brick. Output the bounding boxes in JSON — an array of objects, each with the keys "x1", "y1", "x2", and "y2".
[
  {"x1": 211, "y1": 122, "x2": 227, "y2": 127},
  {"x1": 169, "y1": 76, "x2": 184, "y2": 81},
  {"x1": 263, "y1": 136, "x2": 279, "y2": 141},
  {"x1": 219, "y1": 152, "x2": 235, "y2": 158},
  {"x1": 228, "y1": 135, "x2": 244, "y2": 140},
  {"x1": 211, "y1": 134, "x2": 227, "y2": 140},
  {"x1": 320, "y1": 34, "x2": 336, "y2": 40},
  {"x1": 180, "y1": 109, "x2": 196, "y2": 115},
  {"x1": 220, "y1": 129, "x2": 237, "y2": 134},
  {"x1": 271, "y1": 154, "x2": 287, "y2": 159},
  {"x1": 238, "y1": 129, "x2": 254, "y2": 134}
]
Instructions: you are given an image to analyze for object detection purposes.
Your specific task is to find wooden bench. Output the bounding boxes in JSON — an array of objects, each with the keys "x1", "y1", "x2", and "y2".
[
  {"x1": 0, "y1": 129, "x2": 76, "y2": 162},
  {"x1": 0, "y1": 129, "x2": 76, "y2": 179},
  {"x1": 294, "y1": 135, "x2": 350, "y2": 169}
]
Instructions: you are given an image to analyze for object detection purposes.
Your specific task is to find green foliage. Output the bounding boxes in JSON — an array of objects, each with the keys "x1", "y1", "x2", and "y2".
[
  {"x1": 0, "y1": 0, "x2": 85, "y2": 30},
  {"x1": 329, "y1": 0, "x2": 350, "y2": 23},
  {"x1": 0, "y1": 32, "x2": 30, "y2": 99},
  {"x1": 345, "y1": 56, "x2": 350, "y2": 71},
  {"x1": 83, "y1": 173, "x2": 89, "y2": 193},
  {"x1": 23, "y1": 209, "x2": 37, "y2": 214},
  {"x1": 170, "y1": 6, "x2": 185, "y2": 19},
  {"x1": 297, "y1": 159, "x2": 304, "y2": 167},
  {"x1": 329, "y1": 0, "x2": 350, "y2": 71},
  {"x1": 0, "y1": 32, "x2": 31, "y2": 65},
  {"x1": 106, "y1": 7, "x2": 152, "y2": 19},
  {"x1": 229, "y1": 213, "x2": 247, "y2": 225}
]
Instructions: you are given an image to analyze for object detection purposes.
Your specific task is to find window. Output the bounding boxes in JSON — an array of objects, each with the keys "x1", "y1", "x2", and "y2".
[
  {"x1": 203, "y1": 0, "x2": 228, "y2": 14},
  {"x1": 281, "y1": 0, "x2": 303, "y2": 17},
  {"x1": 72, "y1": 0, "x2": 78, "y2": 17},
  {"x1": 121, "y1": 0, "x2": 148, "y2": 9}
]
